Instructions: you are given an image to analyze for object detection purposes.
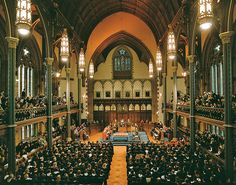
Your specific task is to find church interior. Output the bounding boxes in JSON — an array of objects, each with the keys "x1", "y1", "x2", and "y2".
[{"x1": 0, "y1": 0, "x2": 236, "y2": 184}]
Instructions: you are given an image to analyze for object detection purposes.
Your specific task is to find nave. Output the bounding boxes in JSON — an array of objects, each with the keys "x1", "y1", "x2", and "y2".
[
  {"x1": 0, "y1": 0, "x2": 236, "y2": 184},
  {"x1": 0, "y1": 123, "x2": 234, "y2": 185}
]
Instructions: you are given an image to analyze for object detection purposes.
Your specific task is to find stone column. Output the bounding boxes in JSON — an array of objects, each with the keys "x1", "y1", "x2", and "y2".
[
  {"x1": 66, "y1": 67, "x2": 71, "y2": 141},
  {"x1": 172, "y1": 61, "x2": 178, "y2": 138},
  {"x1": 78, "y1": 73, "x2": 82, "y2": 125},
  {"x1": 151, "y1": 76, "x2": 157, "y2": 122},
  {"x1": 6, "y1": 37, "x2": 19, "y2": 174},
  {"x1": 46, "y1": 57, "x2": 53, "y2": 148},
  {"x1": 87, "y1": 79, "x2": 94, "y2": 121},
  {"x1": 219, "y1": 31, "x2": 234, "y2": 182},
  {"x1": 162, "y1": 72, "x2": 167, "y2": 125},
  {"x1": 188, "y1": 55, "x2": 196, "y2": 151},
  {"x1": 156, "y1": 74, "x2": 160, "y2": 122}
]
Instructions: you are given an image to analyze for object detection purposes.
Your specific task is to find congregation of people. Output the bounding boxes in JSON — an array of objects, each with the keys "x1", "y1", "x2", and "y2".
[
  {"x1": 0, "y1": 90, "x2": 76, "y2": 112},
  {"x1": 127, "y1": 142, "x2": 226, "y2": 185},
  {"x1": 195, "y1": 131, "x2": 225, "y2": 158},
  {"x1": 16, "y1": 138, "x2": 46, "y2": 159},
  {"x1": 176, "y1": 91, "x2": 236, "y2": 108},
  {"x1": 0, "y1": 143, "x2": 7, "y2": 180},
  {"x1": 71, "y1": 122, "x2": 90, "y2": 141},
  {"x1": 150, "y1": 122, "x2": 173, "y2": 141},
  {"x1": 3, "y1": 140, "x2": 113, "y2": 184}
]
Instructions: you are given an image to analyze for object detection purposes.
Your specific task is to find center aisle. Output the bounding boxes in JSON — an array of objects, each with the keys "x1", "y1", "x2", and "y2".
[{"x1": 107, "y1": 146, "x2": 127, "y2": 185}]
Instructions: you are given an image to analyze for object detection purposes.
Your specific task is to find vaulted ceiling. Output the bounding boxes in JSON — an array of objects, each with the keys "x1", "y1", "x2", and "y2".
[{"x1": 56, "y1": 0, "x2": 182, "y2": 44}]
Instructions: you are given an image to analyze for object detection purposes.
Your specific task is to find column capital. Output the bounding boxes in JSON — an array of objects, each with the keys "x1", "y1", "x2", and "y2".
[
  {"x1": 66, "y1": 68, "x2": 71, "y2": 74},
  {"x1": 78, "y1": 72, "x2": 82, "y2": 79},
  {"x1": 5, "y1": 37, "x2": 19, "y2": 48},
  {"x1": 46, "y1": 57, "x2": 54, "y2": 65},
  {"x1": 187, "y1": 55, "x2": 196, "y2": 63},
  {"x1": 172, "y1": 65, "x2": 178, "y2": 71},
  {"x1": 219, "y1": 31, "x2": 234, "y2": 44}
]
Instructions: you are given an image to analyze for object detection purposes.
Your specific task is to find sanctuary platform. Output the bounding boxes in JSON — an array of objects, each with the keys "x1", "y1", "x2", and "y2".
[{"x1": 105, "y1": 131, "x2": 149, "y2": 146}]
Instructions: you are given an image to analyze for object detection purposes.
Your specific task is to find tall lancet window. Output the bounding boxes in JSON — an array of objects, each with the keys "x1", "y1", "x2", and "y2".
[
  {"x1": 17, "y1": 47, "x2": 34, "y2": 97},
  {"x1": 209, "y1": 43, "x2": 223, "y2": 95}
]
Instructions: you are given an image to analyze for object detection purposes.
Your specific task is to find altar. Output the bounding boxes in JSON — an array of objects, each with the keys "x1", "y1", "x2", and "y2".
[
  {"x1": 111, "y1": 132, "x2": 129, "y2": 141},
  {"x1": 107, "y1": 131, "x2": 149, "y2": 145}
]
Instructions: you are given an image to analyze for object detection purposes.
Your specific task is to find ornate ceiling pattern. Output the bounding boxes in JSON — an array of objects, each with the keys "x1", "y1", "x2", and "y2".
[{"x1": 56, "y1": 0, "x2": 182, "y2": 43}]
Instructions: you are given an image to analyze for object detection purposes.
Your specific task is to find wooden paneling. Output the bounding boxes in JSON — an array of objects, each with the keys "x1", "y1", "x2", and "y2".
[{"x1": 93, "y1": 111, "x2": 151, "y2": 123}]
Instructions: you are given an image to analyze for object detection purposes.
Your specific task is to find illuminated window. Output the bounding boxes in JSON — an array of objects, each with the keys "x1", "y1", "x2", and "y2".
[
  {"x1": 17, "y1": 47, "x2": 34, "y2": 97},
  {"x1": 210, "y1": 63, "x2": 223, "y2": 95},
  {"x1": 210, "y1": 43, "x2": 223, "y2": 95},
  {"x1": 21, "y1": 127, "x2": 25, "y2": 140},
  {"x1": 113, "y1": 47, "x2": 132, "y2": 79},
  {"x1": 31, "y1": 124, "x2": 34, "y2": 137}
]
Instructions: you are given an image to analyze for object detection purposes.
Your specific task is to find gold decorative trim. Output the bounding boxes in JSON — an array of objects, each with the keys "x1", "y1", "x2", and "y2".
[
  {"x1": 187, "y1": 55, "x2": 196, "y2": 63},
  {"x1": 46, "y1": 57, "x2": 54, "y2": 65},
  {"x1": 66, "y1": 68, "x2": 71, "y2": 74},
  {"x1": 219, "y1": 31, "x2": 234, "y2": 44},
  {"x1": 5, "y1": 37, "x2": 19, "y2": 48}
]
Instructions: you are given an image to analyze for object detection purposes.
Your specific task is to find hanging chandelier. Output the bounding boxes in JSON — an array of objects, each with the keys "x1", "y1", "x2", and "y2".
[
  {"x1": 156, "y1": 47, "x2": 162, "y2": 71},
  {"x1": 60, "y1": 29, "x2": 69, "y2": 62},
  {"x1": 167, "y1": 26, "x2": 176, "y2": 60},
  {"x1": 199, "y1": 0, "x2": 213, "y2": 30},
  {"x1": 79, "y1": 48, "x2": 85, "y2": 72},
  {"x1": 16, "y1": 0, "x2": 32, "y2": 36},
  {"x1": 149, "y1": 59, "x2": 153, "y2": 78},
  {"x1": 89, "y1": 60, "x2": 94, "y2": 78}
]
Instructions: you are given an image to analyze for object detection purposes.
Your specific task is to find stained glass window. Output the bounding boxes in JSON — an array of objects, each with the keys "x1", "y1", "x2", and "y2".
[{"x1": 113, "y1": 47, "x2": 132, "y2": 79}]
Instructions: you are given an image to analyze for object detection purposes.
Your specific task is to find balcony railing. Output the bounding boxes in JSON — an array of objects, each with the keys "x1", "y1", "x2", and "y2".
[
  {"x1": 16, "y1": 107, "x2": 47, "y2": 122},
  {"x1": 167, "y1": 103, "x2": 236, "y2": 121},
  {"x1": 0, "y1": 103, "x2": 79, "y2": 124}
]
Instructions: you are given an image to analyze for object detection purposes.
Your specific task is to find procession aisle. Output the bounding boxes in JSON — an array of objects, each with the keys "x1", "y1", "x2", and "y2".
[{"x1": 107, "y1": 146, "x2": 127, "y2": 185}]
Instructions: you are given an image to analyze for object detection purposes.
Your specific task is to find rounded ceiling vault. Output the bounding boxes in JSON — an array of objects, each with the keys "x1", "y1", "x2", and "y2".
[
  {"x1": 91, "y1": 31, "x2": 154, "y2": 72},
  {"x1": 57, "y1": 0, "x2": 182, "y2": 44}
]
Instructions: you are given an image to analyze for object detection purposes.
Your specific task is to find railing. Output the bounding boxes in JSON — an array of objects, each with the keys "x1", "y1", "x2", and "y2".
[
  {"x1": 15, "y1": 107, "x2": 46, "y2": 122},
  {"x1": 167, "y1": 103, "x2": 236, "y2": 121},
  {"x1": 195, "y1": 106, "x2": 224, "y2": 121},
  {"x1": 52, "y1": 103, "x2": 78, "y2": 113},
  {"x1": 0, "y1": 104, "x2": 79, "y2": 124},
  {"x1": 52, "y1": 104, "x2": 67, "y2": 113}
]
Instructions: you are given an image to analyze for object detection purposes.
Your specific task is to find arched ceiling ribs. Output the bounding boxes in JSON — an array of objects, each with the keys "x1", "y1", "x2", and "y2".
[
  {"x1": 91, "y1": 31, "x2": 154, "y2": 72},
  {"x1": 57, "y1": 0, "x2": 182, "y2": 44}
]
